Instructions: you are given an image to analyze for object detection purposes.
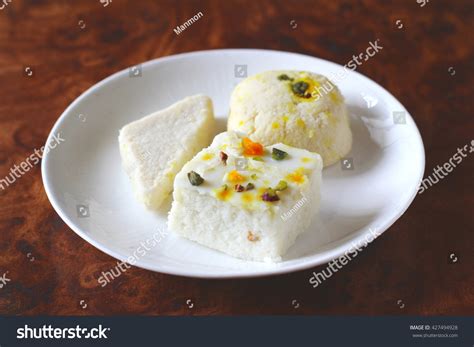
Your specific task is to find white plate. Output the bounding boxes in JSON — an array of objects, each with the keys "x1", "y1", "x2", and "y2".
[{"x1": 42, "y1": 49, "x2": 425, "y2": 278}]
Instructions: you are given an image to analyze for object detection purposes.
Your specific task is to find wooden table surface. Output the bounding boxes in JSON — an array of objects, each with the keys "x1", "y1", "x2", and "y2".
[{"x1": 0, "y1": 0, "x2": 472, "y2": 315}]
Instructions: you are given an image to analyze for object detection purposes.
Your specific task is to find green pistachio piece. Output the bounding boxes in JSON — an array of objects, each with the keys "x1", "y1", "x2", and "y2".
[
  {"x1": 274, "y1": 180, "x2": 288, "y2": 191},
  {"x1": 261, "y1": 188, "x2": 280, "y2": 202},
  {"x1": 187, "y1": 171, "x2": 204, "y2": 186},
  {"x1": 245, "y1": 182, "x2": 255, "y2": 191},
  {"x1": 272, "y1": 148, "x2": 288, "y2": 160},
  {"x1": 291, "y1": 81, "x2": 311, "y2": 98},
  {"x1": 278, "y1": 74, "x2": 293, "y2": 81}
]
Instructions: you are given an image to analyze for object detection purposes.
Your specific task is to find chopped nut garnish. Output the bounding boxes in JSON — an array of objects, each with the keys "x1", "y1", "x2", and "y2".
[
  {"x1": 272, "y1": 148, "x2": 288, "y2": 160},
  {"x1": 247, "y1": 231, "x2": 260, "y2": 242},
  {"x1": 245, "y1": 182, "x2": 255, "y2": 191},
  {"x1": 187, "y1": 171, "x2": 204, "y2": 186},
  {"x1": 291, "y1": 81, "x2": 311, "y2": 98},
  {"x1": 277, "y1": 74, "x2": 293, "y2": 81},
  {"x1": 234, "y1": 184, "x2": 245, "y2": 192},
  {"x1": 274, "y1": 180, "x2": 288, "y2": 191},
  {"x1": 219, "y1": 151, "x2": 228, "y2": 165},
  {"x1": 261, "y1": 188, "x2": 280, "y2": 202}
]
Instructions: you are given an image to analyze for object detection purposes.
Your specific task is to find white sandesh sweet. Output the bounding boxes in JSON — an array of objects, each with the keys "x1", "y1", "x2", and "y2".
[
  {"x1": 227, "y1": 70, "x2": 352, "y2": 167},
  {"x1": 168, "y1": 131, "x2": 323, "y2": 262}
]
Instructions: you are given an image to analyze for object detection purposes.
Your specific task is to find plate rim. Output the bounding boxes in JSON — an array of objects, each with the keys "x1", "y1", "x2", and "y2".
[{"x1": 41, "y1": 48, "x2": 425, "y2": 278}]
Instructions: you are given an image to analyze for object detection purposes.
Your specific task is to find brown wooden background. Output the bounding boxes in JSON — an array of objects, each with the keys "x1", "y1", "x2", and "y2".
[{"x1": 0, "y1": 0, "x2": 472, "y2": 315}]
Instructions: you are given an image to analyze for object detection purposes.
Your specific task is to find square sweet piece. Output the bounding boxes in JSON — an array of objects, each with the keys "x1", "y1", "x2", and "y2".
[{"x1": 168, "y1": 131, "x2": 323, "y2": 262}]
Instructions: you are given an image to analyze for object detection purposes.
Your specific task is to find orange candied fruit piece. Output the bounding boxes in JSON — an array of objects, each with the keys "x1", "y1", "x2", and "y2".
[{"x1": 242, "y1": 137, "x2": 264, "y2": 156}]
